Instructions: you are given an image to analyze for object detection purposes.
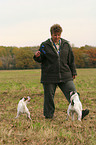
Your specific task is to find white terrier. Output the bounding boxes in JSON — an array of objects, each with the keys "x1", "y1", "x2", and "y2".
[
  {"x1": 15, "y1": 96, "x2": 31, "y2": 120},
  {"x1": 66, "y1": 91, "x2": 82, "y2": 121}
]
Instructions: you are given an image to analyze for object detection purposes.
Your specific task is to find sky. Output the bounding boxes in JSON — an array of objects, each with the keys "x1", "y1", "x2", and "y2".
[{"x1": 0, "y1": 0, "x2": 96, "y2": 47}]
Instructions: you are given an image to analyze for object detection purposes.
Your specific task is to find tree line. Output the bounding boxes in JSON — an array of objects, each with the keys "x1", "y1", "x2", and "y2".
[
  {"x1": 0, "y1": 45, "x2": 96, "y2": 70},
  {"x1": 73, "y1": 45, "x2": 96, "y2": 68}
]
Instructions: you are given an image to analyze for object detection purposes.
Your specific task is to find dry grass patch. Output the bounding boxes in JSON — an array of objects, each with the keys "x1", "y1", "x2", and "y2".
[{"x1": 0, "y1": 69, "x2": 96, "y2": 145}]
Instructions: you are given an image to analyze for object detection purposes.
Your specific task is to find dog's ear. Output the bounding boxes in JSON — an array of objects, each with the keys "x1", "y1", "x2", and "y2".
[
  {"x1": 24, "y1": 97, "x2": 28, "y2": 101},
  {"x1": 70, "y1": 91, "x2": 76, "y2": 96},
  {"x1": 77, "y1": 92, "x2": 80, "y2": 96}
]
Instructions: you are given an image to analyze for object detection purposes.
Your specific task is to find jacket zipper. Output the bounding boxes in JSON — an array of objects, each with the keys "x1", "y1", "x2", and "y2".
[{"x1": 58, "y1": 53, "x2": 61, "y2": 82}]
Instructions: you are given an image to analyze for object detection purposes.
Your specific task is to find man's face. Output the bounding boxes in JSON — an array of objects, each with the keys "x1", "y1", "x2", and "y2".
[{"x1": 51, "y1": 32, "x2": 61, "y2": 43}]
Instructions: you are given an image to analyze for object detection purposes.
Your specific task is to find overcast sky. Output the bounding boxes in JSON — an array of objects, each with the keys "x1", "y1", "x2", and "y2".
[{"x1": 0, "y1": 0, "x2": 96, "y2": 47}]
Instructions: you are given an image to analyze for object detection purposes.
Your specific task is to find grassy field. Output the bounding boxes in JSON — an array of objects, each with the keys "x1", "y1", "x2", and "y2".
[{"x1": 0, "y1": 69, "x2": 96, "y2": 145}]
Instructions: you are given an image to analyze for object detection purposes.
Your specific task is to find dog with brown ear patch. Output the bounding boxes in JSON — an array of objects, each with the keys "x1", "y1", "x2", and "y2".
[{"x1": 15, "y1": 96, "x2": 31, "y2": 120}]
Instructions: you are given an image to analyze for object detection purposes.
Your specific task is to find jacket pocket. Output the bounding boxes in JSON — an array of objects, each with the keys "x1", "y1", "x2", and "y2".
[{"x1": 60, "y1": 63, "x2": 71, "y2": 73}]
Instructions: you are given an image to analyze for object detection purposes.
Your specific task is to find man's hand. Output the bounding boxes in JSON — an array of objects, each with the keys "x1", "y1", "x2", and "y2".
[
  {"x1": 35, "y1": 51, "x2": 41, "y2": 57},
  {"x1": 73, "y1": 75, "x2": 76, "y2": 79}
]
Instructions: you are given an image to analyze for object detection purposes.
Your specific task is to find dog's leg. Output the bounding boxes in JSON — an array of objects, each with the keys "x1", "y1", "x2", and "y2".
[
  {"x1": 28, "y1": 114, "x2": 32, "y2": 120},
  {"x1": 77, "y1": 110, "x2": 82, "y2": 121},
  {"x1": 66, "y1": 108, "x2": 70, "y2": 120},
  {"x1": 26, "y1": 112, "x2": 31, "y2": 120},
  {"x1": 25, "y1": 107, "x2": 31, "y2": 120},
  {"x1": 78, "y1": 116, "x2": 81, "y2": 121},
  {"x1": 78, "y1": 112, "x2": 82, "y2": 121},
  {"x1": 66, "y1": 114, "x2": 69, "y2": 120},
  {"x1": 71, "y1": 111, "x2": 74, "y2": 121},
  {"x1": 15, "y1": 111, "x2": 20, "y2": 119}
]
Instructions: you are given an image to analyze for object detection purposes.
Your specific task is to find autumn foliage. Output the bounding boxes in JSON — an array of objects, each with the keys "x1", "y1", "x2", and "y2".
[
  {"x1": 0, "y1": 46, "x2": 36, "y2": 70},
  {"x1": 73, "y1": 46, "x2": 96, "y2": 68},
  {"x1": 0, "y1": 45, "x2": 96, "y2": 69}
]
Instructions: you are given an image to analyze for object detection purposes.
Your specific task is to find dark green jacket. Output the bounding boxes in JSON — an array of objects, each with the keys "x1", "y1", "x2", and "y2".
[{"x1": 33, "y1": 38, "x2": 77, "y2": 83}]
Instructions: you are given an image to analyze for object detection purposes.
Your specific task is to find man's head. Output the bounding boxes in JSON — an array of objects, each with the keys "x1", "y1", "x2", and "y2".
[{"x1": 50, "y1": 24, "x2": 63, "y2": 43}]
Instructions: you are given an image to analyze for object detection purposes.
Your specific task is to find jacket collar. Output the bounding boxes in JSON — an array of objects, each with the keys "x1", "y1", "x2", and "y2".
[
  {"x1": 44, "y1": 38, "x2": 69, "y2": 55},
  {"x1": 45, "y1": 38, "x2": 68, "y2": 46}
]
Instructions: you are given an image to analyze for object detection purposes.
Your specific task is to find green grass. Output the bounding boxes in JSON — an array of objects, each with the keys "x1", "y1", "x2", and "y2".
[{"x1": 0, "y1": 69, "x2": 96, "y2": 145}]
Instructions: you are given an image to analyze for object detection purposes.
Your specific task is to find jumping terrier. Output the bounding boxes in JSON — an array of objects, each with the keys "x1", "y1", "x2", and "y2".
[{"x1": 15, "y1": 96, "x2": 31, "y2": 120}]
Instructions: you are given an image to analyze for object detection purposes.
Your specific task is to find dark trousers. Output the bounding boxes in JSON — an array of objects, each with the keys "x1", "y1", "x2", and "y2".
[{"x1": 43, "y1": 81, "x2": 76, "y2": 118}]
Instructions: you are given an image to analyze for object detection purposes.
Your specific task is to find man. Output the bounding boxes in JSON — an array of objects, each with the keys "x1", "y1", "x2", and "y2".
[{"x1": 33, "y1": 24, "x2": 89, "y2": 119}]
